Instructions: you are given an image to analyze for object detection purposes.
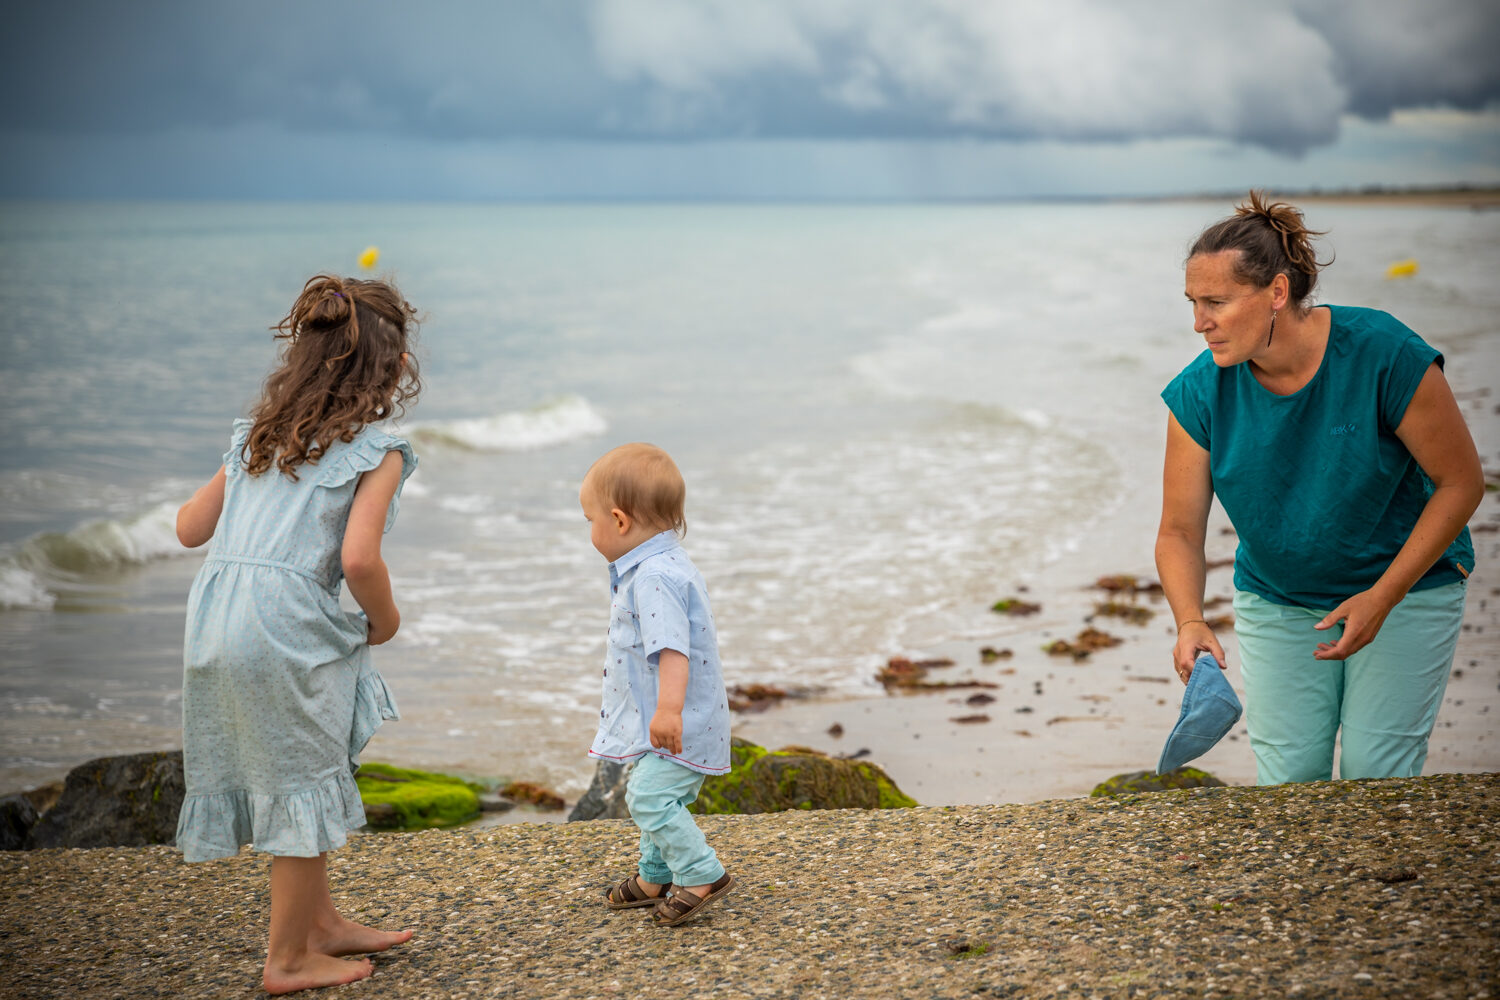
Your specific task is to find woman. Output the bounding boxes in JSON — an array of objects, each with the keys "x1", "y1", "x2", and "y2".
[{"x1": 1155, "y1": 191, "x2": 1482, "y2": 785}]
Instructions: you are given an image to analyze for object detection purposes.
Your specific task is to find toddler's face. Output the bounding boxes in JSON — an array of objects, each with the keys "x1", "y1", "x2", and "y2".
[{"x1": 580, "y1": 481, "x2": 627, "y2": 562}]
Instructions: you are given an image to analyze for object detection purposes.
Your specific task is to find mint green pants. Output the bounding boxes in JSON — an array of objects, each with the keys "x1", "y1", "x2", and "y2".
[
  {"x1": 625, "y1": 752, "x2": 724, "y2": 888},
  {"x1": 1234, "y1": 582, "x2": 1465, "y2": 785}
]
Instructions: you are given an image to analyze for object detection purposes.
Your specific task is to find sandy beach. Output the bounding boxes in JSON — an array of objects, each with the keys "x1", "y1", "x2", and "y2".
[{"x1": 737, "y1": 387, "x2": 1500, "y2": 807}]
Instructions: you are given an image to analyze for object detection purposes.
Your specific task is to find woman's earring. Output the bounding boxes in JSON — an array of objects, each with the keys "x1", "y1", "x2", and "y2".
[{"x1": 1267, "y1": 311, "x2": 1277, "y2": 347}]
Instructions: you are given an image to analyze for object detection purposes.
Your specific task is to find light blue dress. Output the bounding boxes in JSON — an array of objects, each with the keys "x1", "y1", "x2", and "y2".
[{"x1": 175, "y1": 419, "x2": 416, "y2": 862}]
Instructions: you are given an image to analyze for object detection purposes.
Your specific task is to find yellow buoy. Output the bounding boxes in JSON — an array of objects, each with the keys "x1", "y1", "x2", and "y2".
[
  {"x1": 357, "y1": 246, "x2": 380, "y2": 270},
  {"x1": 1385, "y1": 259, "x2": 1418, "y2": 279}
]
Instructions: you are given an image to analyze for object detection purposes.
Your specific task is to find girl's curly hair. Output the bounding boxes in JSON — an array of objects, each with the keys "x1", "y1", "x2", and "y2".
[{"x1": 243, "y1": 274, "x2": 421, "y2": 479}]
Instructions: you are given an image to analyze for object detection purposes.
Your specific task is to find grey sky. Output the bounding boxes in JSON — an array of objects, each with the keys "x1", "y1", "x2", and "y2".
[{"x1": 3, "y1": 0, "x2": 1498, "y2": 199}]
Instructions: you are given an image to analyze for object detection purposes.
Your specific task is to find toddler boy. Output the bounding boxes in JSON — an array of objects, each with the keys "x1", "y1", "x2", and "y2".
[{"x1": 580, "y1": 443, "x2": 734, "y2": 926}]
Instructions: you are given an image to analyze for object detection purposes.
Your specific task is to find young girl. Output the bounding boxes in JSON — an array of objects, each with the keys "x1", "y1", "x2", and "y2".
[{"x1": 174, "y1": 274, "x2": 422, "y2": 994}]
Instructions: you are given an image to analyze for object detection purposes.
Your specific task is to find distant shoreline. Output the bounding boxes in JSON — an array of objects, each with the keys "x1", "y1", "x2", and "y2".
[
  {"x1": 1147, "y1": 186, "x2": 1500, "y2": 209},
  {"x1": 3, "y1": 188, "x2": 1498, "y2": 209}
]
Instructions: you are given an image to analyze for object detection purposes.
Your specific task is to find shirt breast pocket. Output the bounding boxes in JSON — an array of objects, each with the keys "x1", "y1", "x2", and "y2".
[{"x1": 608, "y1": 609, "x2": 639, "y2": 651}]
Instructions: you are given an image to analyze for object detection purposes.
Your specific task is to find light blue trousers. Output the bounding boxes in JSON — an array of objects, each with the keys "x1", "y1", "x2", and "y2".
[
  {"x1": 1234, "y1": 581, "x2": 1465, "y2": 785},
  {"x1": 625, "y1": 752, "x2": 725, "y2": 887}
]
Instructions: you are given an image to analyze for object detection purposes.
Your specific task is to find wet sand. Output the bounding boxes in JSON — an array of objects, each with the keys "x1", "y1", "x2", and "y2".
[{"x1": 738, "y1": 417, "x2": 1500, "y2": 807}]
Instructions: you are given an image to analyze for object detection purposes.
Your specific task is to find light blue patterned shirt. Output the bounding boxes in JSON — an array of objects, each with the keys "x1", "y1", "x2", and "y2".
[{"x1": 588, "y1": 531, "x2": 731, "y2": 775}]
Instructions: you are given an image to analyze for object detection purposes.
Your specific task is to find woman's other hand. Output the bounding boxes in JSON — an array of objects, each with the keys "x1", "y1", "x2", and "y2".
[{"x1": 1313, "y1": 588, "x2": 1395, "y2": 660}]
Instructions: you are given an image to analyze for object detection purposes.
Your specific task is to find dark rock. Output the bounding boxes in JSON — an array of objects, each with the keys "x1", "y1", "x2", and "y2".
[
  {"x1": 567, "y1": 759, "x2": 633, "y2": 821},
  {"x1": 1090, "y1": 767, "x2": 1228, "y2": 797},
  {"x1": 363, "y1": 802, "x2": 399, "y2": 825},
  {"x1": 569, "y1": 738, "x2": 919, "y2": 819},
  {"x1": 22, "y1": 781, "x2": 64, "y2": 814},
  {"x1": 477, "y1": 794, "x2": 516, "y2": 814},
  {"x1": 1, "y1": 794, "x2": 39, "y2": 851},
  {"x1": 25, "y1": 751, "x2": 184, "y2": 849},
  {"x1": 694, "y1": 737, "x2": 916, "y2": 814}
]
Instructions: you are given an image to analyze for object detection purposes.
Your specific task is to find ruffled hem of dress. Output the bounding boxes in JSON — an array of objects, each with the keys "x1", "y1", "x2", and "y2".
[
  {"x1": 349, "y1": 659, "x2": 401, "y2": 770},
  {"x1": 174, "y1": 769, "x2": 366, "y2": 862},
  {"x1": 175, "y1": 663, "x2": 400, "y2": 863}
]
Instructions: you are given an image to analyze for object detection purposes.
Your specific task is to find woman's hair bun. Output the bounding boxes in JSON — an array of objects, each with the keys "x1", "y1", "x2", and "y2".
[
  {"x1": 1189, "y1": 190, "x2": 1331, "y2": 307},
  {"x1": 1234, "y1": 191, "x2": 1323, "y2": 279}
]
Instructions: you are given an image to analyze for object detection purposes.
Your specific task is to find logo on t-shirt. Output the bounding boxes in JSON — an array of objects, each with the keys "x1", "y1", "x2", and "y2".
[{"x1": 1329, "y1": 422, "x2": 1357, "y2": 437}]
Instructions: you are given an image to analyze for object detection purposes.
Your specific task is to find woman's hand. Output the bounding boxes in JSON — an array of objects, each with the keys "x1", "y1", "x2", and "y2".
[
  {"x1": 1172, "y1": 621, "x2": 1226, "y2": 683},
  {"x1": 1313, "y1": 588, "x2": 1396, "y2": 660}
]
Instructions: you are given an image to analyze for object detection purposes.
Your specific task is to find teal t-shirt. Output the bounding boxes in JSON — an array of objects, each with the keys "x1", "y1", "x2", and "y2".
[{"x1": 1161, "y1": 304, "x2": 1473, "y2": 610}]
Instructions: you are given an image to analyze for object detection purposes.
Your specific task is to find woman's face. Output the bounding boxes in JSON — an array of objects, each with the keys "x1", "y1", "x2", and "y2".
[{"x1": 1184, "y1": 251, "x2": 1277, "y2": 368}]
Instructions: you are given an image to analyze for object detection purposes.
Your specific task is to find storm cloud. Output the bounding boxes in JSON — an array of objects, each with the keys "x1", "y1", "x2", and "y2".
[{"x1": 5, "y1": 0, "x2": 1498, "y2": 155}]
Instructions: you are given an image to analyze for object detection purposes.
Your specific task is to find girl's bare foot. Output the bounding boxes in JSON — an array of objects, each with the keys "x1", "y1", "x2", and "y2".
[
  {"x1": 262, "y1": 953, "x2": 372, "y2": 995},
  {"x1": 310, "y1": 914, "x2": 413, "y2": 956}
]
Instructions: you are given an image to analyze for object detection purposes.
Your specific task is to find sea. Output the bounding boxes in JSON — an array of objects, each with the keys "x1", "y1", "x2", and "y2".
[{"x1": 2, "y1": 199, "x2": 1496, "y2": 800}]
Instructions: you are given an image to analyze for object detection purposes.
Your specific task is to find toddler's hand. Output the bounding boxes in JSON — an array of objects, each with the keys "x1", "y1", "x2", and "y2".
[{"x1": 649, "y1": 710, "x2": 683, "y2": 755}]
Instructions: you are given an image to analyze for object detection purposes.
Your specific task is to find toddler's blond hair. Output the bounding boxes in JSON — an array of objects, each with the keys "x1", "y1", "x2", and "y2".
[{"x1": 585, "y1": 443, "x2": 686, "y2": 535}]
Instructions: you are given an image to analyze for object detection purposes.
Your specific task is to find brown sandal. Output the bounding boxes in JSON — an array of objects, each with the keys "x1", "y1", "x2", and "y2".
[
  {"x1": 605, "y1": 875, "x2": 671, "y2": 910},
  {"x1": 651, "y1": 873, "x2": 735, "y2": 926}
]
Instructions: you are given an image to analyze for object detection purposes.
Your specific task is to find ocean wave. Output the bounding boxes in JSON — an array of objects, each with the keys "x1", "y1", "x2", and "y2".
[
  {"x1": 0, "y1": 501, "x2": 185, "y2": 610},
  {"x1": 409, "y1": 396, "x2": 607, "y2": 452}
]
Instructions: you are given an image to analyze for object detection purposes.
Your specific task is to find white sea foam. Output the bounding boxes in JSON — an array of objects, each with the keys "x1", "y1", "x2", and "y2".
[
  {"x1": 409, "y1": 396, "x2": 606, "y2": 452},
  {"x1": 399, "y1": 475, "x2": 432, "y2": 498},
  {"x1": 0, "y1": 565, "x2": 56, "y2": 610},
  {"x1": 436, "y1": 494, "x2": 491, "y2": 515},
  {"x1": 0, "y1": 501, "x2": 186, "y2": 610}
]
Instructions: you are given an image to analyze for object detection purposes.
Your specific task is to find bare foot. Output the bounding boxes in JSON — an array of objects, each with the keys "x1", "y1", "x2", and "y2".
[
  {"x1": 310, "y1": 915, "x2": 413, "y2": 957},
  {"x1": 262, "y1": 953, "x2": 372, "y2": 995}
]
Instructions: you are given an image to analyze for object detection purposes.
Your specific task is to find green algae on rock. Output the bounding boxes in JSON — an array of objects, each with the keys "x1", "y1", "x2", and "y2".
[
  {"x1": 691, "y1": 738, "x2": 917, "y2": 815},
  {"x1": 1091, "y1": 767, "x2": 1227, "y2": 797},
  {"x1": 356, "y1": 762, "x2": 484, "y2": 830}
]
